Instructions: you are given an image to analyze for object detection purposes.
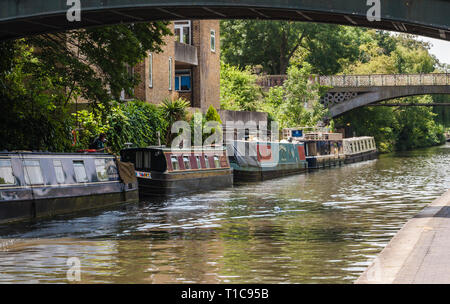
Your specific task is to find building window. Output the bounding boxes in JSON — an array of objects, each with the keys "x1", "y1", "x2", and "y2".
[
  {"x1": 53, "y1": 160, "x2": 65, "y2": 184},
  {"x1": 196, "y1": 156, "x2": 202, "y2": 169},
  {"x1": 174, "y1": 20, "x2": 191, "y2": 44},
  {"x1": 73, "y1": 160, "x2": 88, "y2": 183},
  {"x1": 23, "y1": 160, "x2": 44, "y2": 185},
  {"x1": 149, "y1": 53, "x2": 153, "y2": 88},
  {"x1": 175, "y1": 70, "x2": 192, "y2": 92},
  {"x1": 169, "y1": 57, "x2": 173, "y2": 91},
  {"x1": 0, "y1": 159, "x2": 15, "y2": 186},
  {"x1": 120, "y1": 65, "x2": 135, "y2": 100},
  {"x1": 210, "y1": 30, "x2": 216, "y2": 52}
]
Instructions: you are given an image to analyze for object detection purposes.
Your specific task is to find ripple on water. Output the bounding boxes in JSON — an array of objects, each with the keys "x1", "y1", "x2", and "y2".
[{"x1": 0, "y1": 144, "x2": 449, "y2": 283}]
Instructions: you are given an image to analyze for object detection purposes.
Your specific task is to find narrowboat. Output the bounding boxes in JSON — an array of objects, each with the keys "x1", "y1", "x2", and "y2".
[
  {"x1": 227, "y1": 140, "x2": 308, "y2": 182},
  {"x1": 120, "y1": 146, "x2": 233, "y2": 198},
  {"x1": 343, "y1": 137, "x2": 378, "y2": 164},
  {"x1": 0, "y1": 151, "x2": 138, "y2": 224},
  {"x1": 293, "y1": 132, "x2": 345, "y2": 170}
]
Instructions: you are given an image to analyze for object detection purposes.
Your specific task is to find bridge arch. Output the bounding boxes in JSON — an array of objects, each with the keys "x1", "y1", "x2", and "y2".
[
  {"x1": 328, "y1": 85, "x2": 450, "y2": 117},
  {"x1": 0, "y1": 0, "x2": 449, "y2": 41}
]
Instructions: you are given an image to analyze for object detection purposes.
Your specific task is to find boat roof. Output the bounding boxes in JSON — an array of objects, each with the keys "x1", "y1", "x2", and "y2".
[
  {"x1": 122, "y1": 146, "x2": 226, "y2": 152},
  {"x1": 0, "y1": 151, "x2": 113, "y2": 156}
]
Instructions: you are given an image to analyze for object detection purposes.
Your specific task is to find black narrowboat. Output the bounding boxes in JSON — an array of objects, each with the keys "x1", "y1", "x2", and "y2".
[
  {"x1": 227, "y1": 140, "x2": 308, "y2": 182},
  {"x1": 0, "y1": 152, "x2": 138, "y2": 224},
  {"x1": 120, "y1": 146, "x2": 233, "y2": 198}
]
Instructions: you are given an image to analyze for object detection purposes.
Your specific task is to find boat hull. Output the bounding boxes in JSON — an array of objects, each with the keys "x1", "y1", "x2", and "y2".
[
  {"x1": 0, "y1": 187, "x2": 138, "y2": 224},
  {"x1": 137, "y1": 169, "x2": 233, "y2": 198},
  {"x1": 344, "y1": 151, "x2": 379, "y2": 164},
  {"x1": 233, "y1": 164, "x2": 307, "y2": 183}
]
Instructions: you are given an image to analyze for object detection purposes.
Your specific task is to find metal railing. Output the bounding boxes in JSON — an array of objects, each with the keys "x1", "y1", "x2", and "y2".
[
  {"x1": 318, "y1": 73, "x2": 450, "y2": 87},
  {"x1": 258, "y1": 73, "x2": 450, "y2": 88}
]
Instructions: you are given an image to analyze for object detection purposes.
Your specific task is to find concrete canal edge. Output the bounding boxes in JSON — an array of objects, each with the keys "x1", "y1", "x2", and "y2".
[{"x1": 356, "y1": 189, "x2": 450, "y2": 284}]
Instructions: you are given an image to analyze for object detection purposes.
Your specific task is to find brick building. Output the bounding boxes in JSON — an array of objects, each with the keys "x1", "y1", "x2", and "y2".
[{"x1": 124, "y1": 20, "x2": 221, "y2": 110}]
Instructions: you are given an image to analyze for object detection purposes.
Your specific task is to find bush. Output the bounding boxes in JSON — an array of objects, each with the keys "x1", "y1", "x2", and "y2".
[{"x1": 73, "y1": 100, "x2": 167, "y2": 153}]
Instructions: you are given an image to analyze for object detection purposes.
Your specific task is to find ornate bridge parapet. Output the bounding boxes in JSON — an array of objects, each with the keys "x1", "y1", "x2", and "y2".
[
  {"x1": 319, "y1": 74, "x2": 450, "y2": 117},
  {"x1": 257, "y1": 73, "x2": 450, "y2": 118}
]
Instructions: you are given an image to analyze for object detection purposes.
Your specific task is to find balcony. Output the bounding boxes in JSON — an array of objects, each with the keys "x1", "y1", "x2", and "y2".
[{"x1": 174, "y1": 41, "x2": 198, "y2": 66}]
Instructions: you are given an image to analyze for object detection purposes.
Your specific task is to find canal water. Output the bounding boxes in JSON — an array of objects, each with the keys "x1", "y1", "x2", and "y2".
[{"x1": 0, "y1": 144, "x2": 449, "y2": 283}]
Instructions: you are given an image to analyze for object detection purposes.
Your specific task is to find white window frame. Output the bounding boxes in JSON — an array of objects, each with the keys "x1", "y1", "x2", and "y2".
[
  {"x1": 168, "y1": 57, "x2": 173, "y2": 91},
  {"x1": 210, "y1": 29, "x2": 216, "y2": 52},
  {"x1": 23, "y1": 160, "x2": 44, "y2": 185},
  {"x1": 149, "y1": 53, "x2": 153, "y2": 88},
  {"x1": 120, "y1": 65, "x2": 135, "y2": 101},
  {"x1": 73, "y1": 160, "x2": 89, "y2": 183},
  {"x1": 174, "y1": 20, "x2": 192, "y2": 45},
  {"x1": 53, "y1": 160, "x2": 65, "y2": 184}
]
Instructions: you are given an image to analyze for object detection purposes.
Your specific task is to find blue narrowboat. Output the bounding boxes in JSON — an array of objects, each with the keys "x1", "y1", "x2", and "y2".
[
  {"x1": 0, "y1": 151, "x2": 138, "y2": 224},
  {"x1": 227, "y1": 140, "x2": 308, "y2": 182}
]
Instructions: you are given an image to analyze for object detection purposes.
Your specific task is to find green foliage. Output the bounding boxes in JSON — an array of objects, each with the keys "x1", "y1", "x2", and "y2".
[
  {"x1": 26, "y1": 22, "x2": 171, "y2": 106},
  {"x1": 221, "y1": 20, "x2": 362, "y2": 75},
  {"x1": 259, "y1": 64, "x2": 327, "y2": 129},
  {"x1": 0, "y1": 40, "x2": 73, "y2": 152},
  {"x1": 204, "y1": 105, "x2": 223, "y2": 141},
  {"x1": 220, "y1": 61, "x2": 262, "y2": 111},
  {"x1": 73, "y1": 101, "x2": 167, "y2": 154},
  {"x1": 0, "y1": 22, "x2": 172, "y2": 153},
  {"x1": 336, "y1": 33, "x2": 445, "y2": 152},
  {"x1": 160, "y1": 98, "x2": 190, "y2": 144}
]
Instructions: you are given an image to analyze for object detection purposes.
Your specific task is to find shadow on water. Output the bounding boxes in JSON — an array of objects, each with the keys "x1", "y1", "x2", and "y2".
[{"x1": 0, "y1": 143, "x2": 449, "y2": 283}]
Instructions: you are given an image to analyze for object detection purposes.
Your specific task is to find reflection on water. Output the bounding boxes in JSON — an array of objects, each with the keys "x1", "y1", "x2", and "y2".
[{"x1": 0, "y1": 144, "x2": 449, "y2": 283}]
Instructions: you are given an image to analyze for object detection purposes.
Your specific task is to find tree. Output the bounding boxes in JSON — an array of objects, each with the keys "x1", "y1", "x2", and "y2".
[
  {"x1": 26, "y1": 22, "x2": 171, "y2": 107},
  {"x1": 261, "y1": 63, "x2": 326, "y2": 129},
  {"x1": 160, "y1": 98, "x2": 190, "y2": 144},
  {"x1": 221, "y1": 20, "x2": 362, "y2": 75},
  {"x1": 0, "y1": 40, "x2": 73, "y2": 151},
  {"x1": 220, "y1": 61, "x2": 262, "y2": 111}
]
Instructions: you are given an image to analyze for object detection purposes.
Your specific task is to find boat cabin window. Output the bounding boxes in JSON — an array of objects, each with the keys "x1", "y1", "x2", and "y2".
[
  {"x1": 214, "y1": 156, "x2": 220, "y2": 168},
  {"x1": 136, "y1": 151, "x2": 143, "y2": 169},
  {"x1": 95, "y1": 159, "x2": 109, "y2": 181},
  {"x1": 53, "y1": 160, "x2": 65, "y2": 184},
  {"x1": 204, "y1": 155, "x2": 210, "y2": 168},
  {"x1": 196, "y1": 156, "x2": 202, "y2": 169},
  {"x1": 143, "y1": 152, "x2": 151, "y2": 169},
  {"x1": 23, "y1": 160, "x2": 44, "y2": 185},
  {"x1": 0, "y1": 159, "x2": 15, "y2": 186},
  {"x1": 171, "y1": 156, "x2": 179, "y2": 171},
  {"x1": 183, "y1": 156, "x2": 191, "y2": 170},
  {"x1": 106, "y1": 160, "x2": 119, "y2": 180},
  {"x1": 73, "y1": 160, "x2": 88, "y2": 183}
]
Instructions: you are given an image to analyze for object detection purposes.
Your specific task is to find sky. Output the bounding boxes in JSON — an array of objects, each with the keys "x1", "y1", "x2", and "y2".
[{"x1": 415, "y1": 35, "x2": 450, "y2": 65}]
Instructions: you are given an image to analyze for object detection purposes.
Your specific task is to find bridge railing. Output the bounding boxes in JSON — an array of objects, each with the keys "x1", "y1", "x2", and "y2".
[{"x1": 319, "y1": 73, "x2": 450, "y2": 87}]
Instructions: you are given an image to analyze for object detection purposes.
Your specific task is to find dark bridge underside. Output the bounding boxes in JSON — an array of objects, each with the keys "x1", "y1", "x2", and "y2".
[{"x1": 0, "y1": 0, "x2": 449, "y2": 41}]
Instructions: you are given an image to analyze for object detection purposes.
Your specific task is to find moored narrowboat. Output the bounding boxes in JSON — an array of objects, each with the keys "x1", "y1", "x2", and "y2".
[
  {"x1": 120, "y1": 146, "x2": 233, "y2": 197},
  {"x1": 227, "y1": 140, "x2": 308, "y2": 182},
  {"x1": 0, "y1": 151, "x2": 138, "y2": 224},
  {"x1": 343, "y1": 137, "x2": 378, "y2": 164},
  {"x1": 292, "y1": 132, "x2": 345, "y2": 170}
]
